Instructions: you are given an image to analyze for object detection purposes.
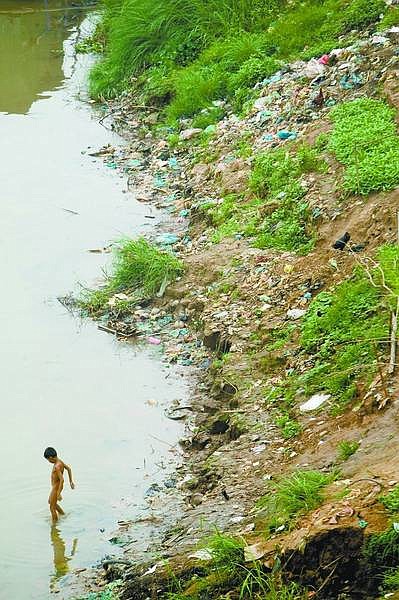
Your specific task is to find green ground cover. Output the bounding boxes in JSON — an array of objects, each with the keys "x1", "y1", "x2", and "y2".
[
  {"x1": 89, "y1": 0, "x2": 387, "y2": 120},
  {"x1": 329, "y1": 99, "x2": 399, "y2": 195}
]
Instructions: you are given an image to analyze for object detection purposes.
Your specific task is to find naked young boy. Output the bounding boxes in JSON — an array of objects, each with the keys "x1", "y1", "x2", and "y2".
[{"x1": 44, "y1": 447, "x2": 75, "y2": 522}]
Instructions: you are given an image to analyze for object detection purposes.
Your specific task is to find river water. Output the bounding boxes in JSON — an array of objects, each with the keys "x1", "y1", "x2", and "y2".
[{"x1": 0, "y1": 2, "x2": 186, "y2": 598}]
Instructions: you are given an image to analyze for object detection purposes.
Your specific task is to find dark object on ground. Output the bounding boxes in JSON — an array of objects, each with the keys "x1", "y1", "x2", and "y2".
[
  {"x1": 350, "y1": 243, "x2": 366, "y2": 253},
  {"x1": 333, "y1": 232, "x2": 350, "y2": 250},
  {"x1": 313, "y1": 88, "x2": 324, "y2": 108},
  {"x1": 222, "y1": 489, "x2": 230, "y2": 501}
]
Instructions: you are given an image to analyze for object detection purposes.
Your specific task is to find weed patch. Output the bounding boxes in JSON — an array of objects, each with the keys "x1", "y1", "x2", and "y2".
[
  {"x1": 363, "y1": 525, "x2": 399, "y2": 572},
  {"x1": 329, "y1": 99, "x2": 399, "y2": 195},
  {"x1": 79, "y1": 238, "x2": 183, "y2": 316},
  {"x1": 378, "y1": 6, "x2": 399, "y2": 30},
  {"x1": 383, "y1": 567, "x2": 399, "y2": 590},
  {"x1": 380, "y1": 487, "x2": 399, "y2": 513},
  {"x1": 299, "y1": 274, "x2": 389, "y2": 407},
  {"x1": 257, "y1": 470, "x2": 337, "y2": 531},
  {"x1": 205, "y1": 144, "x2": 326, "y2": 252},
  {"x1": 337, "y1": 440, "x2": 359, "y2": 461},
  {"x1": 275, "y1": 413, "x2": 302, "y2": 439}
]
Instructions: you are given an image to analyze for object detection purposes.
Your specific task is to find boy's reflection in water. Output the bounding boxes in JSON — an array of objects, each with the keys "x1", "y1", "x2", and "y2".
[{"x1": 50, "y1": 525, "x2": 78, "y2": 590}]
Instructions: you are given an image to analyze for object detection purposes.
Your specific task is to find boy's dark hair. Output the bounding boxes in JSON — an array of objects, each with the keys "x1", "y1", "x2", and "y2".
[{"x1": 44, "y1": 447, "x2": 57, "y2": 459}]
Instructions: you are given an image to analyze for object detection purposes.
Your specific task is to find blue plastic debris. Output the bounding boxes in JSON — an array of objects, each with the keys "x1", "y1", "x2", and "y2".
[
  {"x1": 340, "y1": 73, "x2": 363, "y2": 90},
  {"x1": 277, "y1": 130, "x2": 297, "y2": 140},
  {"x1": 127, "y1": 159, "x2": 142, "y2": 168},
  {"x1": 168, "y1": 157, "x2": 180, "y2": 170},
  {"x1": 157, "y1": 233, "x2": 179, "y2": 245},
  {"x1": 259, "y1": 110, "x2": 273, "y2": 123},
  {"x1": 153, "y1": 174, "x2": 167, "y2": 188}
]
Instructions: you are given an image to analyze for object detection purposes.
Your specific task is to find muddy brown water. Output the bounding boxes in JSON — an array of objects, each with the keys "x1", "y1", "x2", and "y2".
[{"x1": 0, "y1": 2, "x2": 187, "y2": 598}]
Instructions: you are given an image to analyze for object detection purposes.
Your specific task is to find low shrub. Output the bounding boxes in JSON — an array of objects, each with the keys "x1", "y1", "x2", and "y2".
[
  {"x1": 380, "y1": 486, "x2": 399, "y2": 513},
  {"x1": 329, "y1": 98, "x2": 399, "y2": 195}
]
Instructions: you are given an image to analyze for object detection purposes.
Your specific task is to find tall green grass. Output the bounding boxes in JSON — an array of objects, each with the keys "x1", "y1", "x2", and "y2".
[
  {"x1": 90, "y1": 0, "x2": 285, "y2": 98},
  {"x1": 90, "y1": 0, "x2": 387, "y2": 117},
  {"x1": 257, "y1": 470, "x2": 337, "y2": 531},
  {"x1": 79, "y1": 238, "x2": 184, "y2": 315}
]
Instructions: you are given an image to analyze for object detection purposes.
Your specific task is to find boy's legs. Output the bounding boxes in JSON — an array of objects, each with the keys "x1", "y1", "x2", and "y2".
[
  {"x1": 56, "y1": 502, "x2": 65, "y2": 516},
  {"x1": 49, "y1": 488, "x2": 62, "y2": 522}
]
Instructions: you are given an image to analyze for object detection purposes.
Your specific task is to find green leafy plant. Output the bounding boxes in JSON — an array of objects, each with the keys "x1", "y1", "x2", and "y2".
[
  {"x1": 329, "y1": 98, "x2": 399, "y2": 195},
  {"x1": 337, "y1": 440, "x2": 360, "y2": 461},
  {"x1": 380, "y1": 486, "x2": 399, "y2": 513},
  {"x1": 378, "y1": 6, "x2": 399, "y2": 30},
  {"x1": 275, "y1": 413, "x2": 302, "y2": 439}
]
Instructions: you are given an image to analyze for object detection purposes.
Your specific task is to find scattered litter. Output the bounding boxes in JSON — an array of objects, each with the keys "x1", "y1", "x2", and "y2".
[
  {"x1": 143, "y1": 564, "x2": 158, "y2": 576},
  {"x1": 244, "y1": 542, "x2": 267, "y2": 562},
  {"x1": 333, "y1": 232, "x2": 350, "y2": 250},
  {"x1": 300, "y1": 393, "x2": 331, "y2": 412},
  {"x1": 180, "y1": 128, "x2": 202, "y2": 140},
  {"x1": 189, "y1": 549, "x2": 214, "y2": 561},
  {"x1": 157, "y1": 233, "x2": 179, "y2": 245},
  {"x1": 277, "y1": 130, "x2": 297, "y2": 140},
  {"x1": 127, "y1": 158, "x2": 143, "y2": 168},
  {"x1": 252, "y1": 444, "x2": 267, "y2": 454},
  {"x1": 287, "y1": 308, "x2": 306, "y2": 320},
  {"x1": 148, "y1": 336, "x2": 162, "y2": 345}
]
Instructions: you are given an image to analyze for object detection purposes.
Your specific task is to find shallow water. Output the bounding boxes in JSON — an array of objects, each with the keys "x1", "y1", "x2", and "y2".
[{"x1": 0, "y1": 3, "x2": 186, "y2": 598}]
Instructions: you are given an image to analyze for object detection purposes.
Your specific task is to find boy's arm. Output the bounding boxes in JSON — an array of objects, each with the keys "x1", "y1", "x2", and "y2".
[
  {"x1": 56, "y1": 469, "x2": 64, "y2": 499},
  {"x1": 65, "y1": 464, "x2": 75, "y2": 489}
]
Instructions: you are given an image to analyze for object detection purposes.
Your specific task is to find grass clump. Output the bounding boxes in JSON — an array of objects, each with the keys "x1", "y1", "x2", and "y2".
[
  {"x1": 90, "y1": 0, "x2": 283, "y2": 99},
  {"x1": 378, "y1": 6, "x2": 399, "y2": 30},
  {"x1": 250, "y1": 145, "x2": 327, "y2": 252},
  {"x1": 275, "y1": 413, "x2": 302, "y2": 439},
  {"x1": 383, "y1": 567, "x2": 399, "y2": 591},
  {"x1": 337, "y1": 440, "x2": 359, "y2": 461},
  {"x1": 79, "y1": 238, "x2": 184, "y2": 315},
  {"x1": 380, "y1": 487, "x2": 399, "y2": 513},
  {"x1": 363, "y1": 526, "x2": 399, "y2": 572},
  {"x1": 298, "y1": 274, "x2": 389, "y2": 407},
  {"x1": 206, "y1": 531, "x2": 245, "y2": 576},
  {"x1": 329, "y1": 98, "x2": 399, "y2": 195},
  {"x1": 191, "y1": 531, "x2": 307, "y2": 599},
  {"x1": 257, "y1": 470, "x2": 337, "y2": 531}
]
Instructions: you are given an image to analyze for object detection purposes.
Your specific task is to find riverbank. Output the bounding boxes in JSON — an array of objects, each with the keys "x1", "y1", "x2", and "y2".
[{"x1": 73, "y1": 18, "x2": 399, "y2": 600}]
